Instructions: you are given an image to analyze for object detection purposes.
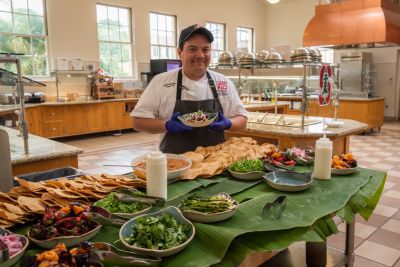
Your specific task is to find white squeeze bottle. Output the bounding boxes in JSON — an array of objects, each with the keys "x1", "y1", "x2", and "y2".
[
  {"x1": 146, "y1": 149, "x2": 167, "y2": 199},
  {"x1": 313, "y1": 134, "x2": 333, "y2": 180}
]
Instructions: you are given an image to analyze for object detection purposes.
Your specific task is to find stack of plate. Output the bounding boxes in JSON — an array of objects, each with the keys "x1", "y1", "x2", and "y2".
[
  {"x1": 308, "y1": 48, "x2": 322, "y2": 62},
  {"x1": 290, "y1": 47, "x2": 312, "y2": 63},
  {"x1": 239, "y1": 52, "x2": 256, "y2": 67},
  {"x1": 218, "y1": 51, "x2": 235, "y2": 66},
  {"x1": 290, "y1": 47, "x2": 322, "y2": 63},
  {"x1": 256, "y1": 50, "x2": 269, "y2": 64},
  {"x1": 265, "y1": 52, "x2": 285, "y2": 64}
]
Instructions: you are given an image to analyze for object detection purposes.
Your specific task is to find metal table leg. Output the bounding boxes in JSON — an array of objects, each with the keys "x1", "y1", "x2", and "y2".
[{"x1": 345, "y1": 221, "x2": 355, "y2": 267}]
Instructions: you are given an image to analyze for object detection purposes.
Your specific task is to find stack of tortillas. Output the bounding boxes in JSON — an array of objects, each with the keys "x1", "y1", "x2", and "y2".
[{"x1": 181, "y1": 137, "x2": 275, "y2": 179}]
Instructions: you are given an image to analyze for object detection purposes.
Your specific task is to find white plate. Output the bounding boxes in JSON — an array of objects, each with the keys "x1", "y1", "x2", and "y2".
[
  {"x1": 132, "y1": 153, "x2": 192, "y2": 180},
  {"x1": 326, "y1": 120, "x2": 344, "y2": 128},
  {"x1": 178, "y1": 112, "x2": 218, "y2": 128},
  {"x1": 0, "y1": 229, "x2": 29, "y2": 267},
  {"x1": 332, "y1": 167, "x2": 357, "y2": 175},
  {"x1": 27, "y1": 224, "x2": 102, "y2": 249},
  {"x1": 179, "y1": 193, "x2": 239, "y2": 223},
  {"x1": 228, "y1": 168, "x2": 265, "y2": 181},
  {"x1": 119, "y1": 206, "x2": 195, "y2": 257}
]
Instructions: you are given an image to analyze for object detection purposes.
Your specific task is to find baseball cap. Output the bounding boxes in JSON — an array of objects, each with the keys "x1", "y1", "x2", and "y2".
[{"x1": 178, "y1": 24, "x2": 214, "y2": 49}]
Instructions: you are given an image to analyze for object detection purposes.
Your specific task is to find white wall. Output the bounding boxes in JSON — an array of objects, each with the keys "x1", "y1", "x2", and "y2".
[
  {"x1": 264, "y1": 0, "x2": 319, "y2": 50},
  {"x1": 46, "y1": 0, "x2": 267, "y2": 76}
]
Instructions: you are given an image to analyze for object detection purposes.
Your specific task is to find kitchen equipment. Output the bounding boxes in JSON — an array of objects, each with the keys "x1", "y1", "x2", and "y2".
[
  {"x1": 218, "y1": 51, "x2": 235, "y2": 66},
  {"x1": 262, "y1": 195, "x2": 286, "y2": 219},
  {"x1": 239, "y1": 52, "x2": 256, "y2": 67},
  {"x1": 304, "y1": 0, "x2": 400, "y2": 48}
]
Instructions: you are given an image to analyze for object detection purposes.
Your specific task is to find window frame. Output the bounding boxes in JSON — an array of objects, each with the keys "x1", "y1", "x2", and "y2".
[
  {"x1": 236, "y1": 26, "x2": 254, "y2": 53},
  {"x1": 96, "y1": 3, "x2": 134, "y2": 78},
  {"x1": 149, "y1": 12, "x2": 177, "y2": 60},
  {"x1": 205, "y1": 21, "x2": 226, "y2": 66},
  {"x1": 0, "y1": 0, "x2": 49, "y2": 77}
]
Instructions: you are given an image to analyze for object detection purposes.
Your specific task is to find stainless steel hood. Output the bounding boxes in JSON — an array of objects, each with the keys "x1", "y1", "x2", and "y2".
[{"x1": 303, "y1": 0, "x2": 400, "y2": 49}]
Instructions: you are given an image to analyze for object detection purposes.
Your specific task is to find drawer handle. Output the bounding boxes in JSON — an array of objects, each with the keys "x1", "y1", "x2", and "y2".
[
  {"x1": 51, "y1": 112, "x2": 55, "y2": 116},
  {"x1": 52, "y1": 127, "x2": 57, "y2": 131}
]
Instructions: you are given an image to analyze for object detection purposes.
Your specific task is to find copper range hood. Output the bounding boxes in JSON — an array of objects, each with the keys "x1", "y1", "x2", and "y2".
[{"x1": 303, "y1": 0, "x2": 400, "y2": 49}]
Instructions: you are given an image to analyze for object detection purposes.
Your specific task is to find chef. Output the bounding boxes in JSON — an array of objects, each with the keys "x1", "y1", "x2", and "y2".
[{"x1": 131, "y1": 24, "x2": 248, "y2": 154}]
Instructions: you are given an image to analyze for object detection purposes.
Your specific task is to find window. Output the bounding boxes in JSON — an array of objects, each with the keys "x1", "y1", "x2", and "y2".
[
  {"x1": 150, "y1": 12, "x2": 176, "y2": 59},
  {"x1": 0, "y1": 0, "x2": 48, "y2": 76},
  {"x1": 236, "y1": 26, "x2": 253, "y2": 53},
  {"x1": 96, "y1": 4, "x2": 132, "y2": 77},
  {"x1": 205, "y1": 22, "x2": 225, "y2": 65}
]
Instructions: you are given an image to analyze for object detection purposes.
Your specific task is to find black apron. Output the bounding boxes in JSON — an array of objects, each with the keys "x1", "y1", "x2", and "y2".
[{"x1": 160, "y1": 69, "x2": 225, "y2": 154}]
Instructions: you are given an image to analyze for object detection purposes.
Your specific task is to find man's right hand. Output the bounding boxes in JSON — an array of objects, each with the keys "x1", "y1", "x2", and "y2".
[{"x1": 165, "y1": 112, "x2": 193, "y2": 133}]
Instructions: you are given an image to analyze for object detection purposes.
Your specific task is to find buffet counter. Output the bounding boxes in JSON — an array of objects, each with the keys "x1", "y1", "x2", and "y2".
[
  {"x1": 279, "y1": 96, "x2": 384, "y2": 131},
  {"x1": 1, "y1": 125, "x2": 83, "y2": 176},
  {"x1": 226, "y1": 114, "x2": 368, "y2": 154}
]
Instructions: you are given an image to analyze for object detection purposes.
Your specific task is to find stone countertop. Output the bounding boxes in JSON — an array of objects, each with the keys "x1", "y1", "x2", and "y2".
[
  {"x1": 241, "y1": 113, "x2": 368, "y2": 138},
  {"x1": 0, "y1": 98, "x2": 139, "y2": 114},
  {"x1": 276, "y1": 95, "x2": 385, "y2": 102},
  {"x1": 1, "y1": 125, "x2": 83, "y2": 166}
]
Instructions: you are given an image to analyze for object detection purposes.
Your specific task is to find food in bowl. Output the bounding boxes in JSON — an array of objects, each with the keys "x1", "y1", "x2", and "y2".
[
  {"x1": 180, "y1": 193, "x2": 237, "y2": 214},
  {"x1": 229, "y1": 159, "x2": 264, "y2": 173},
  {"x1": 132, "y1": 154, "x2": 192, "y2": 180},
  {"x1": 94, "y1": 192, "x2": 151, "y2": 215},
  {"x1": 178, "y1": 111, "x2": 218, "y2": 127},
  {"x1": 331, "y1": 153, "x2": 357, "y2": 169},
  {"x1": 134, "y1": 158, "x2": 190, "y2": 171},
  {"x1": 123, "y1": 212, "x2": 190, "y2": 250},
  {"x1": 28, "y1": 204, "x2": 99, "y2": 241}
]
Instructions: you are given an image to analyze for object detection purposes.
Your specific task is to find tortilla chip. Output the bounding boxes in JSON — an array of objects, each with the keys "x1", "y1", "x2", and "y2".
[
  {"x1": 17, "y1": 196, "x2": 46, "y2": 213},
  {"x1": 1, "y1": 203, "x2": 28, "y2": 216}
]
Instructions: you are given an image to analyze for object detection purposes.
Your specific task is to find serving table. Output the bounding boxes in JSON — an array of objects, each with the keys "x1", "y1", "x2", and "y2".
[
  {"x1": 14, "y1": 166, "x2": 385, "y2": 267},
  {"x1": 226, "y1": 115, "x2": 368, "y2": 154}
]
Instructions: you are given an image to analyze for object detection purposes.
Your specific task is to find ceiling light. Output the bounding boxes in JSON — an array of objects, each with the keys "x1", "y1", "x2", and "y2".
[{"x1": 267, "y1": 0, "x2": 280, "y2": 4}]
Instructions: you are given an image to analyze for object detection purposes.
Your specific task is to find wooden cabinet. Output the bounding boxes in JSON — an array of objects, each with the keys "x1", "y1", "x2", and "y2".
[
  {"x1": 106, "y1": 102, "x2": 124, "y2": 130},
  {"x1": 24, "y1": 100, "x2": 137, "y2": 138},
  {"x1": 25, "y1": 106, "x2": 43, "y2": 136}
]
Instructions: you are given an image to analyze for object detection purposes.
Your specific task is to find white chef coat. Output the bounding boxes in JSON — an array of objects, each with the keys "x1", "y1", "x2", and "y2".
[{"x1": 131, "y1": 68, "x2": 248, "y2": 122}]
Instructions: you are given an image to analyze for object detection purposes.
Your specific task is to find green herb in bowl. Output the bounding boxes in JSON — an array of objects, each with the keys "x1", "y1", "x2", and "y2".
[
  {"x1": 124, "y1": 213, "x2": 189, "y2": 250},
  {"x1": 94, "y1": 192, "x2": 150, "y2": 214},
  {"x1": 229, "y1": 159, "x2": 264, "y2": 173}
]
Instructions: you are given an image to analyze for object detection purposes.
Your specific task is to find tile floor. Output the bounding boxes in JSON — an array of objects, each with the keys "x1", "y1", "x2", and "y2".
[{"x1": 58, "y1": 121, "x2": 400, "y2": 267}]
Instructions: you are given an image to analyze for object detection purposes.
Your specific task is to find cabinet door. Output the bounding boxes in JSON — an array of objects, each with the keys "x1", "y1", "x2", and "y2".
[
  {"x1": 87, "y1": 103, "x2": 107, "y2": 132},
  {"x1": 106, "y1": 102, "x2": 124, "y2": 130},
  {"x1": 63, "y1": 105, "x2": 88, "y2": 135},
  {"x1": 25, "y1": 106, "x2": 43, "y2": 136}
]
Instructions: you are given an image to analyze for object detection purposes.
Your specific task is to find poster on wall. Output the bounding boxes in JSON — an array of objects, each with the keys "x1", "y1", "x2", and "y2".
[{"x1": 319, "y1": 64, "x2": 332, "y2": 106}]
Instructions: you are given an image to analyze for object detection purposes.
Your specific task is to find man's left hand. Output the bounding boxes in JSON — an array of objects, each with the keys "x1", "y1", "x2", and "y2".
[{"x1": 208, "y1": 112, "x2": 232, "y2": 131}]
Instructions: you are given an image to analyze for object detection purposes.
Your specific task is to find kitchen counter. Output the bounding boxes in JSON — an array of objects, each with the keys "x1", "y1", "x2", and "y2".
[
  {"x1": 279, "y1": 97, "x2": 384, "y2": 130},
  {"x1": 226, "y1": 114, "x2": 368, "y2": 154},
  {"x1": 1, "y1": 125, "x2": 83, "y2": 176},
  {"x1": 243, "y1": 102, "x2": 289, "y2": 113}
]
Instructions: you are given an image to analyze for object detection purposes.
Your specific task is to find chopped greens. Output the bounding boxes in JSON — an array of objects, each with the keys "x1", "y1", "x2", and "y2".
[
  {"x1": 94, "y1": 192, "x2": 150, "y2": 214},
  {"x1": 124, "y1": 213, "x2": 189, "y2": 250},
  {"x1": 229, "y1": 159, "x2": 264, "y2": 173},
  {"x1": 180, "y1": 194, "x2": 236, "y2": 213}
]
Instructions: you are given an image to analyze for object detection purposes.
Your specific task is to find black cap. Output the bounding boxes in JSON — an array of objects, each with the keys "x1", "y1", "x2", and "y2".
[{"x1": 178, "y1": 24, "x2": 214, "y2": 49}]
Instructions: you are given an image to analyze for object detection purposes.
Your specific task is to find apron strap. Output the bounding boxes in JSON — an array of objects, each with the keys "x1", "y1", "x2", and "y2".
[
  {"x1": 206, "y1": 71, "x2": 224, "y2": 113},
  {"x1": 177, "y1": 68, "x2": 183, "y2": 100}
]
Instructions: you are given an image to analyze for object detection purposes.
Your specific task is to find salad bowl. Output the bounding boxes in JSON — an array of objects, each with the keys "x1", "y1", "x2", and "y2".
[
  {"x1": 119, "y1": 206, "x2": 195, "y2": 257},
  {"x1": 332, "y1": 167, "x2": 357, "y2": 175},
  {"x1": 263, "y1": 171, "x2": 313, "y2": 192},
  {"x1": 178, "y1": 111, "x2": 218, "y2": 127},
  {"x1": 0, "y1": 228, "x2": 29, "y2": 267}
]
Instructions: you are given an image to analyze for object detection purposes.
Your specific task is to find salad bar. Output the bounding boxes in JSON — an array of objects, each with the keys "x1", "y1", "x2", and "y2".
[{"x1": 0, "y1": 137, "x2": 386, "y2": 267}]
